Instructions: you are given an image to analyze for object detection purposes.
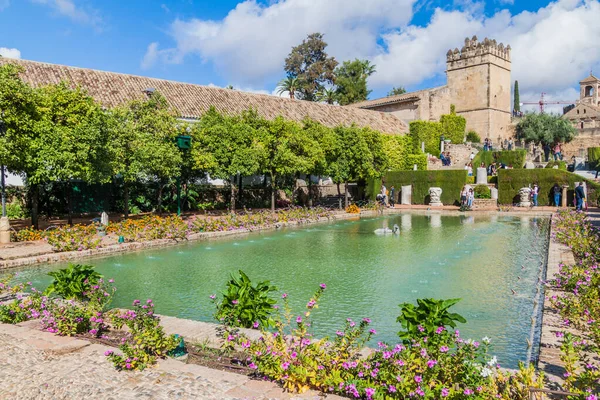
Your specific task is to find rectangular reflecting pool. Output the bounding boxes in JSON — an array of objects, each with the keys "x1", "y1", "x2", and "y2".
[{"x1": 12, "y1": 213, "x2": 549, "y2": 368}]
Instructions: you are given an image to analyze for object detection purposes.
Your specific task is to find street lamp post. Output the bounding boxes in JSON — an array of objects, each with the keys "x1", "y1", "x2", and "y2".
[
  {"x1": 0, "y1": 116, "x2": 10, "y2": 243},
  {"x1": 175, "y1": 134, "x2": 191, "y2": 216}
]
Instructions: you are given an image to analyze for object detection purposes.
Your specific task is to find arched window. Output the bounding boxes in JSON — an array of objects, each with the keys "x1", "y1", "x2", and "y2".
[{"x1": 585, "y1": 85, "x2": 594, "y2": 97}]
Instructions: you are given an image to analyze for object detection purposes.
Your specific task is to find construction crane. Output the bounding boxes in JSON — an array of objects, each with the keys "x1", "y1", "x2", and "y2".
[{"x1": 520, "y1": 92, "x2": 574, "y2": 114}]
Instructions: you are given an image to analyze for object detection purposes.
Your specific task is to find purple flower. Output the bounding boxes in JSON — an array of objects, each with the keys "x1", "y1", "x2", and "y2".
[
  {"x1": 336, "y1": 331, "x2": 344, "y2": 337},
  {"x1": 296, "y1": 316, "x2": 302, "y2": 323},
  {"x1": 464, "y1": 388, "x2": 474, "y2": 395},
  {"x1": 440, "y1": 346, "x2": 449, "y2": 353},
  {"x1": 319, "y1": 283, "x2": 327, "y2": 289},
  {"x1": 441, "y1": 388, "x2": 449, "y2": 397},
  {"x1": 104, "y1": 350, "x2": 113, "y2": 356},
  {"x1": 281, "y1": 362, "x2": 290, "y2": 370},
  {"x1": 414, "y1": 375, "x2": 422, "y2": 383},
  {"x1": 281, "y1": 293, "x2": 288, "y2": 299},
  {"x1": 232, "y1": 299, "x2": 239, "y2": 305},
  {"x1": 369, "y1": 329, "x2": 377, "y2": 335},
  {"x1": 253, "y1": 321, "x2": 259, "y2": 328},
  {"x1": 209, "y1": 294, "x2": 216, "y2": 300}
]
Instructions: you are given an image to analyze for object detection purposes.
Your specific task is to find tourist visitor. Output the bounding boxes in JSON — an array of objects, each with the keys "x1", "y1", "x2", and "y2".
[
  {"x1": 508, "y1": 138, "x2": 514, "y2": 151},
  {"x1": 543, "y1": 144, "x2": 551, "y2": 162},
  {"x1": 440, "y1": 152, "x2": 446, "y2": 166},
  {"x1": 380, "y1": 182, "x2": 388, "y2": 207},
  {"x1": 469, "y1": 151, "x2": 475, "y2": 161},
  {"x1": 553, "y1": 183, "x2": 562, "y2": 207},
  {"x1": 389, "y1": 186, "x2": 396, "y2": 207},
  {"x1": 460, "y1": 186, "x2": 468, "y2": 206},
  {"x1": 575, "y1": 182, "x2": 585, "y2": 211},
  {"x1": 483, "y1": 138, "x2": 489, "y2": 151},
  {"x1": 445, "y1": 152, "x2": 452, "y2": 166},
  {"x1": 531, "y1": 184, "x2": 539, "y2": 207},
  {"x1": 467, "y1": 188, "x2": 474, "y2": 208},
  {"x1": 553, "y1": 143, "x2": 562, "y2": 161},
  {"x1": 467, "y1": 163, "x2": 473, "y2": 176},
  {"x1": 480, "y1": 162, "x2": 486, "y2": 169}
]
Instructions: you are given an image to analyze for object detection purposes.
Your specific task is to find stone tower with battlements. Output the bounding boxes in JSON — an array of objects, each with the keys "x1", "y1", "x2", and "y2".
[{"x1": 446, "y1": 36, "x2": 512, "y2": 140}]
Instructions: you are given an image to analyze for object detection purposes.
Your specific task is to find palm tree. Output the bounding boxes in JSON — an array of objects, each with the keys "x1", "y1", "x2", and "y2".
[
  {"x1": 276, "y1": 76, "x2": 302, "y2": 99},
  {"x1": 317, "y1": 88, "x2": 337, "y2": 105}
]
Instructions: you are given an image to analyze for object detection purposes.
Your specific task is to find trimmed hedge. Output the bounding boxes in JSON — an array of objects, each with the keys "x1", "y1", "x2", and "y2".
[
  {"x1": 409, "y1": 121, "x2": 442, "y2": 155},
  {"x1": 472, "y1": 150, "x2": 527, "y2": 169},
  {"x1": 370, "y1": 170, "x2": 467, "y2": 205},
  {"x1": 497, "y1": 169, "x2": 600, "y2": 206},
  {"x1": 440, "y1": 111, "x2": 466, "y2": 144},
  {"x1": 544, "y1": 161, "x2": 567, "y2": 170},
  {"x1": 383, "y1": 135, "x2": 427, "y2": 171},
  {"x1": 466, "y1": 130, "x2": 481, "y2": 143}
]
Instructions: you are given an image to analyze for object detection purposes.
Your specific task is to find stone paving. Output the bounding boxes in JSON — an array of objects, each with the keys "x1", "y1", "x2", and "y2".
[{"x1": 0, "y1": 321, "x2": 343, "y2": 400}]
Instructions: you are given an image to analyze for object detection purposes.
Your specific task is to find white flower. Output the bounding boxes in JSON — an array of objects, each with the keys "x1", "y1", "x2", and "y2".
[
  {"x1": 482, "y1": 336, "x2": 491, "y2": 344},
  {"x1": 487, "y1": 356, "x2": 498, "y2": 366},
  {"x1": 480, "y1": 367, "x2": 493, "y2": 378}
]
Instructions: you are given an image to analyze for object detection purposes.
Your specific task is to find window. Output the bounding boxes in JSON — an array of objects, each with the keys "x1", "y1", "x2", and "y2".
[{"x1": 584, "y1": 85, "x2": 594, "y2": 97}]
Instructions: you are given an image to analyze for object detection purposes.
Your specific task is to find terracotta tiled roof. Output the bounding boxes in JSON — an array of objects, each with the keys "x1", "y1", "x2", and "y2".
[
  {"x1": 348, "y1": 87, "x2": 444, "y2": 109},
  {"x1": 0, "y1": 58, "x2": 408, "y2": 134}
]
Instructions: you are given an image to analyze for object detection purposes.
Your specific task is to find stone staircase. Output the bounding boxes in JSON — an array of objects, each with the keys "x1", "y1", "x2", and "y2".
[{"x1": 427, "y1": 143, "x2": 478, "y2": 170}]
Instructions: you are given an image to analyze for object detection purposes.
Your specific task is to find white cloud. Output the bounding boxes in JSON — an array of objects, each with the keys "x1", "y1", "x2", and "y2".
[
  {"x1": 146, "y1": 0, "x2": 600, "y2": 107},
  {"x1": 30, "y1": 0, "x2": 103, "y2": 30},
  {"x1": 0, "y1": 47, "x2": 21, "y2": 59},
  {"x1": 140, "y1": 42, "x2": 178, "y2": 70},
  {"x1": 149, "y1": 0, "x2": 416, "y2": 83}
]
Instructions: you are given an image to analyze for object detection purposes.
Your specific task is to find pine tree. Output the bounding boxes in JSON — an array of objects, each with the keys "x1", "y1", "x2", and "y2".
[{"x1": 513, "y1": 80, "x2": 520, "y2": 113}]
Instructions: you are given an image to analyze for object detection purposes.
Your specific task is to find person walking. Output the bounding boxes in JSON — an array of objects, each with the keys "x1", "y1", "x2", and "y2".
[
  {"x1": 380, "y1": 182, "x2": 388, "y2": 207},
  {"x1": 467, "y1": 188, "x2": 474, "y2": 208},
  {"x1": 575, "y1": 182, "x2": 585, "y2": 211},
  {"x1": 531, "y1": 184, "x2": 539, "y2": 207},
  {"x1": 553, "y1": 183, "x2": 562, "y2": 207},
  {"x1": 460, "y1": 186, "x2": 468, "y2": 206},
  {"x1": 469, "y1": 152, "x2": 475, "y2": 162},
  {"x1": 553, "y1": 143, "x2": 562, "y2": 161},
  {"x1": 508, "y1": 139, "x2": 513, "y2": 151},
  {"x1": 389, "y1": 186, "x2": 396, "y2": 207},
  {"x1": 467, "y1": 163, "x2": 473, "y2": 177}
]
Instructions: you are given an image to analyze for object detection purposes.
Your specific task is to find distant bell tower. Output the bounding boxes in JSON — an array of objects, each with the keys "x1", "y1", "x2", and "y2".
[
  {"x1": 579, "y1": 73, "x2": 599, "y2": 107},
  {"x1": 446, "y1": 36, "x2": 512, "y2": 140}
]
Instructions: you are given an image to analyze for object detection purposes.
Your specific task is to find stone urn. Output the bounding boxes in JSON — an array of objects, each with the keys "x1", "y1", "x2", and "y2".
[
  {"x1": 518, "y1": 187, "x2": 531, "y2": 207},
  {"x1": 0, "y1": 216, "x2": 10, "y2": 244},
  {"x1": 429, "y1": 187, "x2": 443, "y2": 207}
]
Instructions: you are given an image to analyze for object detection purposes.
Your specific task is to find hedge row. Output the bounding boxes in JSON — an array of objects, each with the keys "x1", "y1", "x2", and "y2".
[
  {"x1": 370, "y1": 170, "x2": 468, "y2": 206},
  {"x1": 440, "y1": 110, "x2": 467, "y2": 145},
  {"x1": 409, "y1": 121, "x2": 442, "y2": 155},
  {"x1": 544, "y1": 161, "x2": 567, "y2": 170},
  {"x1": 588, "y1": 147, "x2": 600, "y2": 170},
  {"x1": 472, "y1": 150, "x2": 527, "y2": 169},
  {"x1": 497, "y1": 169, "x2": 600, "y2": 206}
]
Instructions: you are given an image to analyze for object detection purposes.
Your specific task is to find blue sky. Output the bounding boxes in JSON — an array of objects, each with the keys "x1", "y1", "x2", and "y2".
[{"x1": 1, "y1": 0, "x2": 599, "y2": 104}]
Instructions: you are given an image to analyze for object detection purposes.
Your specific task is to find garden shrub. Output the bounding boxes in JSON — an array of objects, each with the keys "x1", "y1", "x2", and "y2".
[
  {"x1": 409, "y1": 120, "x2": 443, "y2": 155},
  {"x1": 107, "y1": 299, "x2": 179, "y2": 371},
  {"x1": 497, "y1": 169, "x2": 600, "y2": 206},
  {"x1": 474, "y1": 184, "x2": 491, "y2": 199},
  {"x1": 472, "y1": 150, "x2": 527, "y2": 169},
  {"x1": 370, "y1": 170, "x2": 467, "y2": 205},
  {"x1": 0, "y1": 289, "x2": 46, "y2": 324},
  {"x1": 466, "y1": 130, "x2": 481, "y2": 143},
  {"x1": 212, "y1": 270, "x2": 278, "y2": 329},
  {"x1": 14, "y1": 226, "x2": 45, "y2": 242},
  {"x1": 440, "y1": 107, "x2": 466, "y2": 144},
  {"x1": 406, "y1": 154, "x2": 427, "y2": 171},
  {"x1": 587, "y1": 147, "x2": 600, "y2": 170},
  {"x1": 544, "y1": 161, "x2": 567, "y2": 170},
  {"x1": 44, "y1": 264, "x2": 102, "y2": 300},
  {"x1": 108, "y1": 215, "x2": 188, "y2": 242},
  {"x1": 396, "y1": 298, "x2": 466, "y2": 342},
  {"x1": 345, "y1": 204, "x2": 360, "y2": 214}
]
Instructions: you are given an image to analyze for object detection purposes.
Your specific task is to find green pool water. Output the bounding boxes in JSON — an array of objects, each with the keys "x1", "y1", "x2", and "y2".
[{"x1": 14, "y1": 213, "x2": 549, "y2": 368}]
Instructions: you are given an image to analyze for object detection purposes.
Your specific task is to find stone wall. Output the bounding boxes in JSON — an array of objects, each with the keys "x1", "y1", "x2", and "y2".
[{"x1": 562, "y1": 129, "x2": 600, "y2": 159}]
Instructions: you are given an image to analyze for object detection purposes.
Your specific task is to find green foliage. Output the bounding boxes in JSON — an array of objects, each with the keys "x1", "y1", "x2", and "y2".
[
  {"x1": 6, "y1": 200, "x2": 26, "y2": 219},
  {"x1": 108, "y1": 299, "x2": 179, "y2": 370},
  {"x1": 409, "y1": 120, "x2": 443, "y2": 155},
  {"x1": 371, "y1": 170, "x2": 467, "y2": 205},
  {"x1": 472, "y1": 150, "x2": 527, "y2": 169},
  {"x1": 45, "y1": 224, "x2": 101, "y2": 252},
  {"x1": 276, "y1": 76, "x2": 303, "y2": 99},
  {"x1": 439, "y1": 106, "x2": 466, "y2": 144},
  {"x1": 0, "y1": 290, "x2": 45, "y2": 324},
  {"x1": 497, "y1": 169, "x2": 600, "y2": 206},
  {"x1": 45, "y1": 264, "x2": 102, "y2": 300},
  {"x1": 284, "y1": 33, "x2": 338, "y2": 101},
  {"x1": 396, "y1": 298, "x2": 466, "y2": 342},
  {"x1": 387, "y1": 86, "x2": 406, "y2": 96},
  {"x1": 544, "y1": 161, "x2": 567, "y2": 170},
  {"x1": 513, "y1": 80, "x2": 520, "y2": 113},
  {"x1": 213, "y1": 270, "x2": 278, "y2": 329},
  {"x1": 588, "y1": 147, "x2": 600, "y2": 170},
  {"x1": 466, "y1": 130, "x2": 481, "y2": 143},
  {"x1": 516, "y1": 112, "x2": 576, "y2": 146},
  {"x1": 474, "y1": 184, "x2": 491, "y2": 199},
  {"x1": 334, "y1": 59, "x2": 376, "y2": 105}
]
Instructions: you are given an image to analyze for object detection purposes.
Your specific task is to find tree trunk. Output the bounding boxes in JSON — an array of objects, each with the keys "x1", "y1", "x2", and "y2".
[
  {"x1": 308, "y1": 175, "x2": 313, "y2": 207},
  {"x1": 67, "y1": 182, "x2": 73, "y2": 226},
  {"x1": 30, "y1": 183, "x2": 39, "y2": 230},
  {"x1": 344, "y1": 182, "x2": 349, "y2": 209},
  {"x1": 123, "y1": 180, "x2": 129, "y2": 219},
  {"x1": 237, "y1": 174, "x2": 243, "y2": 206},
  {"x1": 230, "y1": 180, "x2": 236, "y2": 213},
  {"x1": 157, "y1": 179, "x2": 163, "y2": 215},
  {"x1": 336, "y1": 182, "x2": 342, "y2": 210},
  {"x1": 270, "y1": 175, "x2": 276, "y2": 214}
]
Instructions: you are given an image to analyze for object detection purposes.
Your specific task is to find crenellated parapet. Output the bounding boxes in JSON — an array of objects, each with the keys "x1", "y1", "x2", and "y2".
[{"x1": 446, "y1": 36, "x2": 511, "y2": 63}]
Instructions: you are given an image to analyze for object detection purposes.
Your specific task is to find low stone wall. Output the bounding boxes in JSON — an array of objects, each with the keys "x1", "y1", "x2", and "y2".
[{"x1": 472, "y1": 199, "x2": 498, "y2": 209}]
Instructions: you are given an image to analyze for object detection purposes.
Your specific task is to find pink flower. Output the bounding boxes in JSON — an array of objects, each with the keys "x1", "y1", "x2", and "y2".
[
  {"x1": 415, "y1": 375, "x2": 422, "y2": 383},
  {"x1": 104, "y1": 350, "x2": 113, "y2": 356},
  {"x1": 427, "y1": 359, "x2": 438, "y2": 368},
  {"x1": 319, "y1": 283, "x2": 327, "y2": 289},
  {"x1": 281, "y1": 293, "x2": 288, "y2": 299},
  {"x1": 440, "y1": 346, "x2": 449, "y2": 353},
  {"x1": 464, "y1": 388, "x2": 474, "y2": 395},
  {"x1": 296, "y1": 316, "x2": 302, "y2": 323},
  {"x1": 441, "y1": 388, "x2": 449, "y2": 397},
  {"x1": 209, "y1": 294, "x2": 216, "y2": 300},
  {"x1": 281, "y1": 362, "x2": 290, "y2": 370},
  {"x1": 253, "y1": 321, "x2": 259, "y2": 328}
]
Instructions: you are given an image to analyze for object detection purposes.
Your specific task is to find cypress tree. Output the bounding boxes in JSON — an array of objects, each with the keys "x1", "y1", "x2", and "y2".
[{"x1": 513, "y1": 80, "x2": 520, "y2": 113}]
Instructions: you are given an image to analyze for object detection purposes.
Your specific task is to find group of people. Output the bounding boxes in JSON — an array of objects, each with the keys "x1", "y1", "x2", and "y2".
[
  {"x1": 379, "y1": 183, "x2": 396, "y2": 207},
  {"x1": 483, "y1": 138, "x2": 494, "y2": 151},
  {"x1": 439, "y1": 151, "x2": 453, "y2": 166},
  {"x1": 531, "y1": 182, "x2": 585, "y2": 209},
  {"x1": 501, "y1": 138, "x2": 515, "y2": 151},
  {"x1": 460, "y1": 186, "x2": 475, "y2": 208}
]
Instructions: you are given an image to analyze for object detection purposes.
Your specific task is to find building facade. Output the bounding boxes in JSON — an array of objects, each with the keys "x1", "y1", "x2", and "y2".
[
  {"x1": 563, "y1": 74, "x2": 600, "y2": 159},
  {"x1": 350, "y1": 36, "x2": 513, "y2": 142}
]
